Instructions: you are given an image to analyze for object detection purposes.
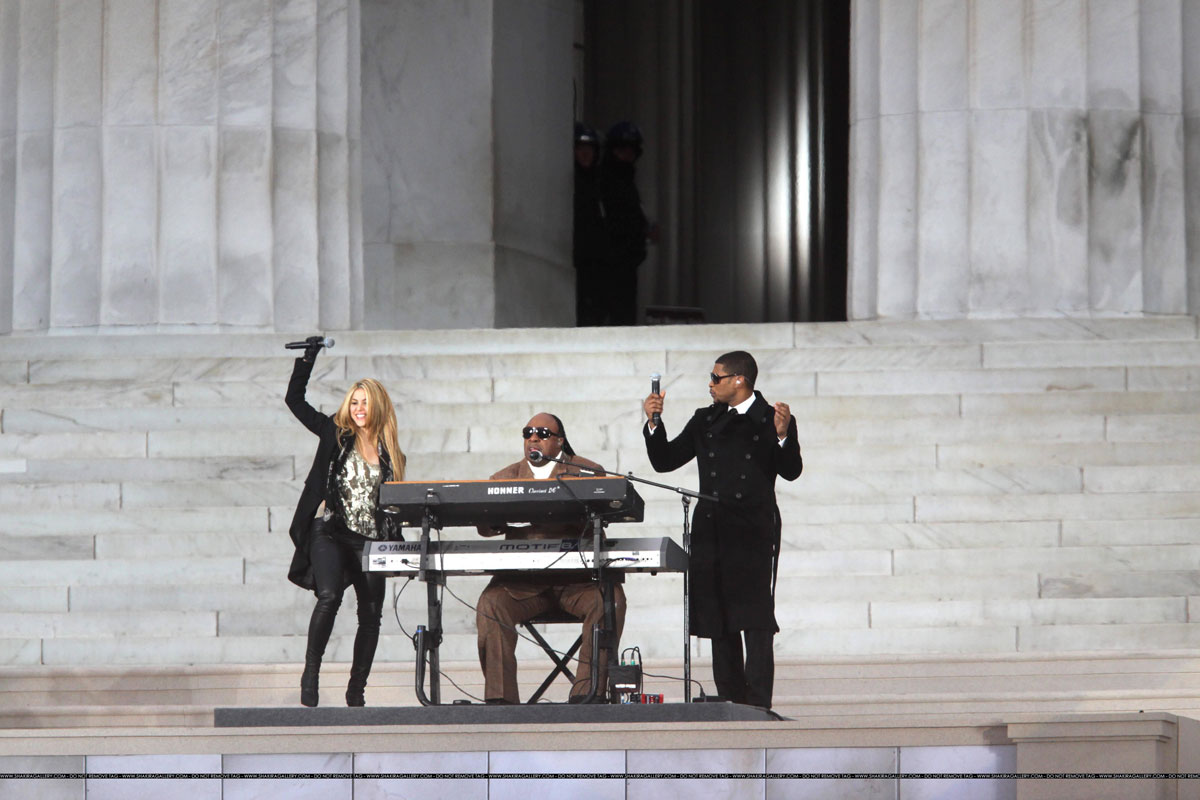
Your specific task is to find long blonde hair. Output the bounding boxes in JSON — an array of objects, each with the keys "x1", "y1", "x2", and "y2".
[{"x1": 333, "y1": 378, "x2": 406, "y2": 480}]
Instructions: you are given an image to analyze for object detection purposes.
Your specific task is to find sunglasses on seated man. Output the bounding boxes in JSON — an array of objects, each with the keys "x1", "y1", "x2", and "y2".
[{"x1": 522, "y1": 426, "x2": 561, "y2": 440}]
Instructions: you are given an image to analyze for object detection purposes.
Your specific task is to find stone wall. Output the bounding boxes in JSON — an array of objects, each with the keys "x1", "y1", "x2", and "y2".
[
  {"x1": 0, "y1": 0, "x2": 363, "y2": 334},
  {"x1": 359, "y1": 0, "x2": 575, "y2": 330},
  {"x1": 849, "y1": 0, "x2": 1200, "y2": 320}
]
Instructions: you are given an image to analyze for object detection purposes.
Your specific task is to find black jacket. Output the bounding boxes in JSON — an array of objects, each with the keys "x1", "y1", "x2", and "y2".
[
  {"x1": 644, "y1": 391, "x2": 802, "y2": 636},
  {"x1": 285, "y1": 357, "x2": 403, "y2": 591},
  {"x1": 600, "y1": 158, "x2": 648, "y2": 270},
  {"x1": 573, "y1": 161, "x2": 609, "y2": 271}
]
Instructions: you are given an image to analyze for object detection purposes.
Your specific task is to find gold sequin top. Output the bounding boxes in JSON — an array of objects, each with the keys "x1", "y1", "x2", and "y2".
[{"x1": 324, "y1": 448, "x2": 382, "y2": 539}]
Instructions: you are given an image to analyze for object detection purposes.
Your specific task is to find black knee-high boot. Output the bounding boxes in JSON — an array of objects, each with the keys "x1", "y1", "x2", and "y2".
[
  {"x1": 302, "y1": 596, "x2": 339, "y2": 707},
  {"x1": 346, "y1": 605, "x2": 381, "y2": 707}
]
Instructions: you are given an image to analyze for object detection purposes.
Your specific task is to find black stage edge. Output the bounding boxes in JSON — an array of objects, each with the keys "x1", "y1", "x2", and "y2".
[{"x1": 214, "y1": 702, "x2": 782, "y2": 728}]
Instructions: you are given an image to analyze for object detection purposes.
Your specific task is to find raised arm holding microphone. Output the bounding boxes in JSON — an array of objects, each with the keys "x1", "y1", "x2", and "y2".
[
  {"x1": 285, "y1": 336, "x2": 405, "y2": 708},
  {"x1": 475, "y1": 413, "x2": 626, "y2": 704},
  {"x1": 643, "y1": 351, "x2": 802, "y2": 710}
]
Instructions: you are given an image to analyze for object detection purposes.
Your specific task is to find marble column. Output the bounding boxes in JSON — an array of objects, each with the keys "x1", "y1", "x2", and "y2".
[
  {"x1": 849, "y1": 0, "x2": 1199, "y2": 319},
  {"x1": 0, "y1": 0, "x2": 361, "y2": 333},
  {"x1": 359, "y1": 0, "x2": 574, "y2": 330}
]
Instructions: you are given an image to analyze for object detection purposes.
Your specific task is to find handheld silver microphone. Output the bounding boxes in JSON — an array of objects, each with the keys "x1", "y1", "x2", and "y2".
[
  {"x1": 650, "y1": 372, "x2": 662, "y2": 426},
  {"x1": 284, "y1": 336, "x2": 335, "y2": 350}
]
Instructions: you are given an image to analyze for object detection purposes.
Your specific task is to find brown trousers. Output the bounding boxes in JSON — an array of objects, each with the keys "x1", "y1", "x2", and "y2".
[{"x1": 476, "y1": 580, "x2": 627, "y2": 703}]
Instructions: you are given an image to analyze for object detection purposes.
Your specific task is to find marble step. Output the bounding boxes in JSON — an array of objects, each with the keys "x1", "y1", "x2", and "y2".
[
  {"x1": 0, "y1": 705, "x2": 213, "y2": 729},
  {"x1": 0, "y1": 457, "x2": 295, "y2": 483},
  {"x1": 0, "y1": 395, "x2": 965, "y2": 435},
  {"x1": 45, "y1": 618, "x2": 1200, "y2": 668},
  {"x1": 0, "y1": 611, "x2": 215, "y2": 638},
  {"x1": 1041, "y1": 570, "x2": 1200, "y2": 599},
  {"x1": 64, "y1": 584, "x2": 330, "y2": 614},
  {"x1": 10, "y1": 675, "x2": 1200, "y2": 719},
  {"x1": 25, "y1": 463, "x2": 1115, "y2": 505},
  {"x1": 35, "y1": 520, "x2": 1086, "y2": 562},
  {"x1": 32, "y1": 581, "x2": 1178, "y2": 640},
  {"x1": 0, "y1": 482, "x2": 119, "y2": 510},
  {"x1": 30, "y1": 631, "x2": 691, "y2": 667},
  {"x1": 119, "y1": 480, "x2": 301, "y2": 509},
  {"x1": 20, "y1": 462, "x2": 1182, "y2": 510},
  {"x1": 12, "y1": 390, "x2": 1200, "y2": 437},
  {"x1": 9, "y1": 647, "x2": 1200, "y2": 721},
  {"x1": 0, "y1": 506, "x2": 270, "y2": 536},
  {"x1": 92, "y1": 532, "x2": 290, "y2": 560},
  {"x1": 816, "y1": 366, "x2": 1129, "y2": 396},
  {"x1": 485, "y1": 413, "x2": 1113, "y2": 450},
  {"x1": 18, "y1": 338, "x2": 1196, "y2": 387},
  {"x1": 0, "y1": 365, "x2": 1148, "y2": 408},
  {"x1": 2, "y1": 318, "x2": 1195, "y2": 363},
  {"x1": 937, "y1": 440, "x2": 1200, "y2": 467},
  {"x1": 0, "y1": 321, "x2": 797, "y2": 359},
  {"x1": 892, "y1": 544, "x2": 1200, "y2": 576},
  {"x1": 2, "y1": 427, "x2": 1195, "y2": 477},
  {"x1": 865, "y1": 597, "x2": 1185, "y2": 628},
  {"x1": 0, "y1": 557, "x2": 245, "y2": 588},
  {"x1": 915, "y1": 491, "x2": 1200, "y2": 522},
  {"x1": 7, "y1": 651, "x2": 1200, "y2": 700},
  {"x1": 11, "y1": 441, "x2": 1192, "y2": 485},
  {"x1": 980, "y1": 339, "x2": 1200, "y2": 369}
]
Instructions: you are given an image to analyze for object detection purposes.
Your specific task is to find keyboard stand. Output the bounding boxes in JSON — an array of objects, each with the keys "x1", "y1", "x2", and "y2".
[
  {"x1": 574, "y1": 509, "x2": 617, "y2": 705},
  {"x1": 413, "y1": 488, "x2": 443, "y2": 706}
]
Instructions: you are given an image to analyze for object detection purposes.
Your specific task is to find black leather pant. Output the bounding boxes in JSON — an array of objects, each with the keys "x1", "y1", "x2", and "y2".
[{"x1": 306, "y1": 521, "x2": 385, "y2": 687}]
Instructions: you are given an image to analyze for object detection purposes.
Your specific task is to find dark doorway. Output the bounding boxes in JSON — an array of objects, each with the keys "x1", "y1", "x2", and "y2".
[{"x1": 580, "y1": 0, "x2": 849, "y2": 324}]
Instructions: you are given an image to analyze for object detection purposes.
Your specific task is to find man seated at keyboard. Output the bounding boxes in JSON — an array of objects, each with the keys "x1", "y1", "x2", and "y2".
[{"x1": 475, "y1": 413, "x2": 627, "y2": 704}]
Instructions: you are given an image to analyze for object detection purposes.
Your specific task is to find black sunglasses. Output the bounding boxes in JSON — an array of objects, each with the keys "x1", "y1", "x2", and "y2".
[
  {"x1": 710, "y1": 372, "x2": 738, "y2": 384},
  {"x1": 522, "y1": 426, "x2": 561, "y2": 439}
]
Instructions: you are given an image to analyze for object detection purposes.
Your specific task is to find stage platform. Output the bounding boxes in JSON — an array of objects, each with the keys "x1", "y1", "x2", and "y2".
[{"x1": 214, "y1": 700, "x2": 781, "y2": 727}]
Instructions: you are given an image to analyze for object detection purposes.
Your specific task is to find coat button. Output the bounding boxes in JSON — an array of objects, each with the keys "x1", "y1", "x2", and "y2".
[
  {"x1": 709, "y1": 452, "x2": 715, "y2": 458},
  {"x1": 706, "y1": 432, "x2": 712, "y2": 438},
  {"x1": 735, "y1": 492, "x2": 743, "y2": 499},
  {"x1": 710, "y1": 471, "x2": 717, "y2": 477},
  {"x1": 705, "y1": 512, "x2": 712, "y2": 519},
  {"x1": 740, "y1": 474, "x2": 746, "y2": 480},
  {"x1": 744, "y1": 453, "x2": 752, "y2": 460},
  {"x1": 753, "y1": 434, "x2": 760, "y2": 442}
]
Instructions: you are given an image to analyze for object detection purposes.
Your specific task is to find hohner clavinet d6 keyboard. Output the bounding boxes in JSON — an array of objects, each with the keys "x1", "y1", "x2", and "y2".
[
  {"x1": 379, "y1": 476, "x2": 644, "y2": 527},
  {"x1": 377, "y1": 475, "x2": 657, "y2": 707},
  {"x1": 363, "y1": 536, "x2": 686, "y2": 576}
]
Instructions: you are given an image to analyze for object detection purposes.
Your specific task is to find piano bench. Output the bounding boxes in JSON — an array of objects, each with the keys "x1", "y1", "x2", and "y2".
[{"x1": 520, "y1": 608, "x2": 584, "y2": 704}]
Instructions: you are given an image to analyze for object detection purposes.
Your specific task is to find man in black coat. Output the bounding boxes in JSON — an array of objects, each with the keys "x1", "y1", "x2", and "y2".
[
  {"x1": 596, "y1": 121, "x2": 648, "y2": 326},
  {"x1": 573, "y1": 122, "x2": 610, "y2": 327},
  {"x1": 642, "y1": 350, "x2": 802, "y2": 709}
]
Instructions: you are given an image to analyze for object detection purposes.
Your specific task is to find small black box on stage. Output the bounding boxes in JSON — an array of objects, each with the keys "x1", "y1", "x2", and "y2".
[{"x1": 609, "y1": 664, "x2": 643, "y2": 695}]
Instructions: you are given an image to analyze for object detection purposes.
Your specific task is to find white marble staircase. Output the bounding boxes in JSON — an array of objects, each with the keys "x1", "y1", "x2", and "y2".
[{"x1": 1, "y1": 317, "x2": 1199, "y2": 725}]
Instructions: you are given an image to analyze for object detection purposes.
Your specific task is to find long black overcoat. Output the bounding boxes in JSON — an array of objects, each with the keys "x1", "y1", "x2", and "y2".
[
  {"x1": 285, "y1": 357, "x2": 402, "y2": 592},
  {"x1": 644, "y1": 391, "x2": 802, "y2": 637}
]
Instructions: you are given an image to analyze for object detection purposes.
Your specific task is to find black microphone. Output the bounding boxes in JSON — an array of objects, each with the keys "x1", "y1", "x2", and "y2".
[
  {"x1": 528, "y1": 449, "x2": 544, "y2": 463},
  {"x1": 284, "y1": 335, "x2": 335, "y2": 351},
  {"x1": 650, "y1": 372, "x2": 661, "y2": 426}
]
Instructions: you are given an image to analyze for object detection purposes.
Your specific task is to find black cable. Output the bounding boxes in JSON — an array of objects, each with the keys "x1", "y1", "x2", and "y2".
[{"x1": 394, "y1": 565, "x2": 599, "y2": 704}]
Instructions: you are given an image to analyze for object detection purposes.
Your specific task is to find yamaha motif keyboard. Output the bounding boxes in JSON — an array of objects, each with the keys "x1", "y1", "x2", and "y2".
[
  {"x1": 379, "y1": 476, "x2": 644, "y2": 527},
  {"x1": 363, "y1": 536, "x2": 687, "y2": 576}
]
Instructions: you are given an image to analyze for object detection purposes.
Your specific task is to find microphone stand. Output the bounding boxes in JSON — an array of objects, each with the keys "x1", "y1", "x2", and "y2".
[{"x1": 533, "y1": 453, "x2": 715, "y2": 703}]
